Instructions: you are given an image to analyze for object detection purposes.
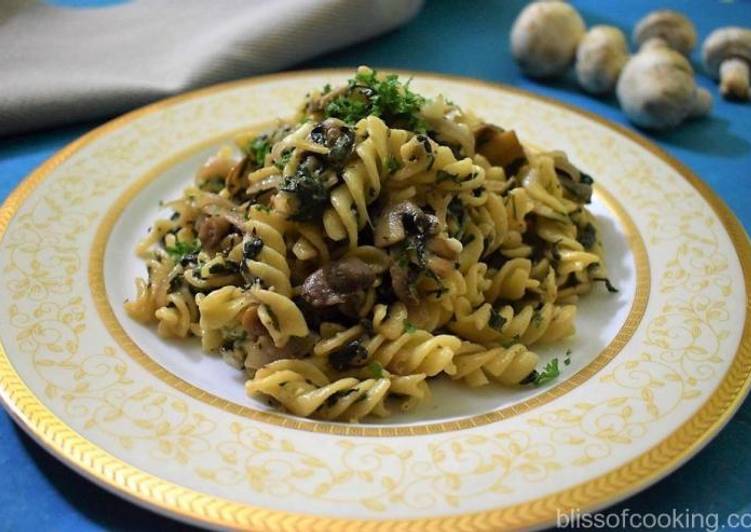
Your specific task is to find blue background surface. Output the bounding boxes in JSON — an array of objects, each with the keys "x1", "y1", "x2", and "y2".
[{"x1": 1, "y1": 1, "x2": 750, "y2": 530}]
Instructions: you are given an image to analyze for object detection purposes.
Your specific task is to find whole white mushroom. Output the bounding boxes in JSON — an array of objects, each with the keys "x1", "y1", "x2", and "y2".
[
  {"x1": 510, "y1": 1, "x2": 586, "y2": 78},
  {"x1": 616, "y1": 41, "x2": 712, "y2": 129},
  {"x1": 575, "y1": 25, "x2": 630, "y2": 94},
  {"x1": 633, "y1": 10, "x2": 697, "y2": 55},
  {"x1": 702, "y1": 27, "x2": 751, "y2": 101}
]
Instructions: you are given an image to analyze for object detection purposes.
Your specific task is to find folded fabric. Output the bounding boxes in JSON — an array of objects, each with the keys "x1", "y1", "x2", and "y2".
[{"x1": 0, "y1": 0, "x2": 422, "y2": 136}]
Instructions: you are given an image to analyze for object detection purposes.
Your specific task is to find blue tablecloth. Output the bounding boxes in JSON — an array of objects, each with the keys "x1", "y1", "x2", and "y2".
[{"x1": 1, "y1": 1, "x2": 750, "y2": 529}]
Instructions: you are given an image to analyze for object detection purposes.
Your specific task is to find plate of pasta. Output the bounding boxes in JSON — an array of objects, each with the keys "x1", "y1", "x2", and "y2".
[{"x1": 1, "y1": 67, "x2": 749, "y2": 530}]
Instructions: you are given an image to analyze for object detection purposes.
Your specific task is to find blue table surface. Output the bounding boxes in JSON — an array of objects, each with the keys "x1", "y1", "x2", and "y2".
[{"x1": 2, "y1": 1, "x2": 750, "y2": 530}]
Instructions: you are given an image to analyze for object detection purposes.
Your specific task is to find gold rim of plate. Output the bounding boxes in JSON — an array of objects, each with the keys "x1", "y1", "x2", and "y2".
[
  {"x1": 87, "y1": 128, "x2": 650, "y2": 437},
  {"x1": 0, "y1": 68, "x2": 748, "y2": 530}
]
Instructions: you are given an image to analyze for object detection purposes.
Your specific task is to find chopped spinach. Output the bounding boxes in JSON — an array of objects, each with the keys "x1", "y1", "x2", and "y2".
[
  {"x1": 594, "y1": 277, "x2": 619, "y2": 293},
  {"x1": 489, "y1": 308, "x2": 506, "y2": 330},
  {"x1": 577, "y1": 223, "x2": 597, "y2": 250},
  {"x1": 243, "y1": 237, "x2": 264, "y2": 261},
  {"x1": 329, "y1": 341, "x2": 369, "y2": 371},
  {"x1": 280, "y1": 165, "x2": 329, "y2": 222}
]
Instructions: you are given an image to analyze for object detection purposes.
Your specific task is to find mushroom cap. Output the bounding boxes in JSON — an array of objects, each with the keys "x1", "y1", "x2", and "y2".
[
  {"x1": 575, "y1": 25, "x2": 630, "y2": 94},
  {"x1": 510, "y1": 0, "x2": 586, "y2": 78},
  {"x1": 616, "y1": 44, "x2": 709, "y2": 129},
  {"x1": 633, "y1": 10, "x2": 696, "y2": 55},
  {"x1": 702, "y1": 27, "x2": 751, "y2": 79}
]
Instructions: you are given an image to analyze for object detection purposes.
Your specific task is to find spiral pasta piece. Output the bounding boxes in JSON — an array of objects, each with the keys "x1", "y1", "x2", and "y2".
[
  {"x1": 246, "y1": 359, "x2": 427, "y2": 421},
  {"x1": 453, "y1": 342, "x2": 539, "y2": 386}
]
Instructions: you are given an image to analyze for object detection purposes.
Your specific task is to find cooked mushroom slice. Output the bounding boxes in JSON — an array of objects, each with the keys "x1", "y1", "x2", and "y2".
[
  {"x1": 616, "y1": 42, "x2": 712, "y2": 129},
  {"x1": 311, "y1": 118, "x2": 355, "y2": 162},
  {"x1": 633, "y1": 10, "x2": 696, "y2": 56},
  {"x1": 301, "y1": 257, "x2": 376, "y2": 307},
  {"x1": 510, "y1": 0, "x2": 586, "y2": 79},
  {"x1": 195, "y1": 152, "x2": 236, "y2": 190},
  {"x1": 196, "y1": 215, "x2": 232, "y2": 252},
  {"x1": 473, "y1": 125, "x2": 527, "y2": 173},
  {"x1": 551, "y1": 153, "x2": 593, "y2": 204},
  {"x1": 389, "y1": 262, "x2": 418, "y2": 304},
  {"x1": 702, "y1": 27, "x2": 751, "y2": 101},
  {"x1": 374, "y1": 201, "x2": 438, "y2": 248},
  {"x1": 576, "y1": 26, "x2": 630, "y2": 95},
  {"x1": 225, "y1": 155, "x2": 251, "y2": 196},
  {"x1": 243, "y1": 334, "x2": 316, "y2": 370},
  {"x1": 241, "y1": 305, "x2": 267, "y2": 337}
]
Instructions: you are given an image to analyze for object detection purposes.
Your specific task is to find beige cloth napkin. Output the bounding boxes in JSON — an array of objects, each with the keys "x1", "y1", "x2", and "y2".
[{"x1": 0, "y1": 0, "x2": 422, "y2": 136}]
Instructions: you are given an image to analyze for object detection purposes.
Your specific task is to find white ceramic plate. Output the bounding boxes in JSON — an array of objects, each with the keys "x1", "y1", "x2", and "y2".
[{"x1": 1, "y1": 69, "x2": 749, "y2": 530}]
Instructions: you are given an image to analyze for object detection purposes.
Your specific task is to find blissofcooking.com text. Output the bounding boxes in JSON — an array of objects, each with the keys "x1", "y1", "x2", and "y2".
[{"x1": 557, "y1": 508, "x2": 751, "y2": 531}]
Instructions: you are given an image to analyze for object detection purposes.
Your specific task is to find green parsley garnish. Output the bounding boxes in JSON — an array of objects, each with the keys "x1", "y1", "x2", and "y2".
[
  {"x1": 165, "y1": 240, "x2": 201, "y2": 260},
  {"x1": 248, "y1": 136, "x2": 271, "y2": 166},
  {"x1": 403, "y1": 321, "x2": 417, "y2": 334},
  {"x1": 368, "y1": 361, "x2": 384, "y2": 378},
  {"x1": 564, "y1": 349, "x2": 572, "y2": 366},
  {"x1": 489, "y1": 308, "x2": 506, "y2": 330},
  {"x1": 531, "y1": 358, "x2": 560, "y2": 386},
  {"x1": 324, "y1": 68, "x2": 427, "y2": 131},
  {"x1": 385, "y1": 155, "x2": 402, "y2": 175}
]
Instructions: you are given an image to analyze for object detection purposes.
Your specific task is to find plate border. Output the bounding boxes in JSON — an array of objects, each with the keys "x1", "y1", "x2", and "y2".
[
  {"x1": 87, "y1": 129, "x2": 649, "y2": 437},
  {"x1": 0, "y1": 68, "x2": 749, "y2": 530}
]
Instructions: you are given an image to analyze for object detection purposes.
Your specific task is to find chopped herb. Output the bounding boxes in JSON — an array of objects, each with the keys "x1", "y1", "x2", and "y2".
[
  {"x1": 253, "y1": 203, "x2": 272, "y2": 213},
  {"x1": 368, "y1": 361, "x2": 384, "y2": 378},
  {"x1": 322, "y1": 83, "x2": 332, "y2": 95},
  {"x1": 523, "y1": 358, "x2": 560, "y2": 386},
  {"x1": 199, "y1": 178, "x2": 225, "y2": 193},
  {"x1": 248, "y1": 136, "x2": 271, "y2": 166},
  {"x1": 564, "y1": 349, "x2": 572, "y2": 366},
  {"x1": 324, "y1": 388, "x2": 356, "y2": 408},
  {"x1": 436, "y1": 170, "x2": 457, "y2": 183},
  {"x1": 501, "y1": 335, "x2": 521, "y2": 348},
  {"x1": 577, "y1": 223, "x2": 597, "y2": 250},
  {"x1": 579, "y1": 172, "x2": 594, "y2": 185},
  {"x1": 531, "y1": 309, "x2": 543, "y2": 328},
  {"x1": 168, "y1": 274, "x2": 182, "y2": 293},
  {"x1": 323, "y1": 68, "x2": 427, "y2": 131},
  {"x1": 329, "y1": 341, "x2": 369, "y2": 371},
  {"x1": 243, "y1": 237, "x2": 264, "y2": 261},
  {"x1": 446, "y1": 196, "x2": 466, "y2": 239},
  {"x1": 594, "y1": 277, "x2": 619, "y2": 293},
  {"x1": 385, "y1": 155, "x2": 402, "y2": 174},
  {"x1": 165, "y1": 240, "x2": 201, "y2": 261},
  {"x1": 280, "y1": 165, "x2": 329, "y2": 222},
  {"x1": 208, "y1": 261, "x2": 241, "y2": 275},
  {"x1": 274, "y1": 149, "x2": 292, "y2": 170},
  {"x1": 489, "y1": 308, "x2": 506, "y2": 330},
  {"x1": 403, "y1": 321, "x2": 417, "y2": 334}
]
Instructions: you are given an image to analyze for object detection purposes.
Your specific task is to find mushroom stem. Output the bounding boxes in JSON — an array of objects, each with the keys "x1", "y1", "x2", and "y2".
[{"x1": 719, "y1": 58, "x2": 751, "y2": 100}]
